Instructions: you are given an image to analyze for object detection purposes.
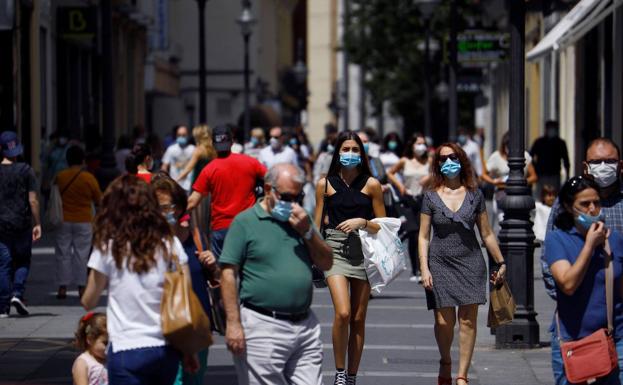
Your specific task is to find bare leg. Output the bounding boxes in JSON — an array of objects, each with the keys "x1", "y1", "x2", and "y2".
[
  {"x1": 327, "y1": 275, "x2": 351, "y2": 370},
  {"x1": 434, "y1": 307, "x2": 456, "y2": 379},
  {"x1": 346, "y1": 278, "x2": 371, "y2": 375},
  {"x1": 457, "y1": 304, "x2": 478, "y2": 384}
]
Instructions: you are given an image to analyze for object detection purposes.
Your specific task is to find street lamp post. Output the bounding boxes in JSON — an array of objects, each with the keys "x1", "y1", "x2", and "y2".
[
  {"x1": 292, "y1": 39, "x2": 308, "y2": 126},
  {"x1": 197, "y1": 0, "x2": 208, "y2": 123},
  {"x1": 237, "y1": 0, "x2": 256, "y2": 141},
  {"x1": 99, "y1": 0, "x2": 118, "y2": 188},
  {"x1": 495, "y1": 0, "x2": 540, "y2": 349}
]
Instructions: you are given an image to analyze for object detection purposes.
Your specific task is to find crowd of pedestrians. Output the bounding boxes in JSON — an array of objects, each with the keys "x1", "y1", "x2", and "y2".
[{"x1": 1, "y1": 118, "x2": 622, "y2": 385}]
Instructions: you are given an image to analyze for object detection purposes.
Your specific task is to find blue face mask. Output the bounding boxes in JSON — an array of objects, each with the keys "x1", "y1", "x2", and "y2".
[
  {"x1": 165, "y1": 211, "x2": 177, "y2": 225},
  {"x1": 290, "y1": 138, "x2": 298, "y2": 146},
  {"x1": 457, "y1": 135, "x2": 467, "y2": 146},
  {"x1": 340, "y1": 152, "x2": 361, "y2": 168},
  {"x1": 327, "y1": 144, "x2": 335, "y2": 153},
  {"x1": 388, "y1": 141, "x2": 398, "y2": 151},
  {"x1": 576, "y1": 211, "x2": 605, "y2": 231},
  {"x1": 363, "y1": 143, "x2": 370, "y2": 154},
  {"x1": 250, "y1": 137, "x2": 259, "y2": 146},
  {"x1": 176, "y1": 136, "x2": 188, "y2": 146},
  {"x1": 271, "y1": 197, "x2": 292, "y2": 222},
  {"x1": 440, "y1": 158, "x2": 461, "y2": 179}
]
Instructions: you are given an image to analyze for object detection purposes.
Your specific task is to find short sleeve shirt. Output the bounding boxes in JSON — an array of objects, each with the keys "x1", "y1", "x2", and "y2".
[
  {"x1": 0, "y1": 162, "x2": 37, "y2": 234},
  {"x1": 545, "y1": 229, "x2": 623, "y2": 340},
  {"x1": 56, "y1": 167, "x2": 102, "y2": 223},
  {"x1": 162, "y1": 143, "x2": 196, "y2": 191},
  {"x1": 258, "y1": 146, "x2": 299, "y2": 169},
  {"x1": 219, "y1": 200, "x2": 314, "y2": 313},
  {"x1": 87, "y1": 237, "x2": 188, "y2": 352},
  {"x1": 192, "y1": 153, "x2": 267, "y2": 230},
  {"x1": 486, "y1": 150, "x2": 532, "y2": 180}
]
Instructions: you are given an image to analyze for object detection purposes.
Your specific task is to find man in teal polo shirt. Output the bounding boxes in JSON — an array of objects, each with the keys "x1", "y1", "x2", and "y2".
[{"x1": 220, "y1": 163, "x2": 333, "y2": 385}]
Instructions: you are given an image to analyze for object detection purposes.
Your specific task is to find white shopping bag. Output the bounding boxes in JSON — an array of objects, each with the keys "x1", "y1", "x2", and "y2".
[
  {"x1": 359, "y1": 217, "x2": 407, "y2": 293},
  {"x1": 45, "y1": 183, "x2": 63, "y2": 229}
]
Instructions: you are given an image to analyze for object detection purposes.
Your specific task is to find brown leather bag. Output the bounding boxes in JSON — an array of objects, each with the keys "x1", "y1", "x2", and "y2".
[
  {"x1": 161, "y1": 253, "x2": 213, "y2": 355},
  {"x1": 557, "y1": 240, "x2": 618, "y2": 384}
]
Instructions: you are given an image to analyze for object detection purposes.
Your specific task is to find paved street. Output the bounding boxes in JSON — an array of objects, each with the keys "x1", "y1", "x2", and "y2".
[{"x1": 0, "y1": 232, "x2": 555, "y2": 385}]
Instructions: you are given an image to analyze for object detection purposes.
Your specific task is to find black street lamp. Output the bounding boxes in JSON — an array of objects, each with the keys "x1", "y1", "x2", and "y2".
[
  {"x1": 495, "y1": 0, "x2": 540, "y2": 349},
  {"x1": 237, "y1": 0, "x2": 256, "y2": 142},
  {"x1": 292, "y1": 39, "x2": 308, "y2": 125},
  {"x1": 415, "y1": 0, "x2": 439, "y2": 139},
  {"x1": 196, "y1": 0, "x2": 208, "y2": 124}
]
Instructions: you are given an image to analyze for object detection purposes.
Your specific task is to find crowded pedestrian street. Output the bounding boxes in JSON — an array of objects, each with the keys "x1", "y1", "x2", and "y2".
[{"x1": 0, "y1": 231, "x2": 555, "y2": 385}]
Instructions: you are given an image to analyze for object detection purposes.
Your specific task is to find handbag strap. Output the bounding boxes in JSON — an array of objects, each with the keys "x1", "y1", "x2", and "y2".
[
  {"x1": 319, "y1": 177, "x2": 329, "y2": 234},
  {"x1": 60, "y1": 169, "x2": 83, "y2": 196},
  {"x1": 556, "y1": 238, "x2": 615, "y2": 341}
]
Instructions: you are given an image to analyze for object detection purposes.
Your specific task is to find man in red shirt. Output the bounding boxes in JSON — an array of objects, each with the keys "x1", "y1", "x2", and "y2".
[{"x1": 187, "y1": 125, "x2": 267, "y2": 257}]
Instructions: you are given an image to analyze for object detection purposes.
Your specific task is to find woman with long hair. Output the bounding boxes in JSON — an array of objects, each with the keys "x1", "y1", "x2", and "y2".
[
  {"x1": 81, "y1": 175, "x2": 197, "y2": 384},
  {"x1": 419, "y1": 143, "x2": 506, "y2": 385},
  {"x1": 387, "y1": 133, "x2": 431, "y2": 282},
  {"x1": 176, "y1": 124, "x2": 217, "y2": 184},
  {"x1": 546, "y1": 176, "x2": 623, "y2": 385},
  {"x1": 125, "y1": 143, "x2": 154, "y2": 183},
  {"x1": 314, "y1": 131, "x2": 386, "y2": 385}
]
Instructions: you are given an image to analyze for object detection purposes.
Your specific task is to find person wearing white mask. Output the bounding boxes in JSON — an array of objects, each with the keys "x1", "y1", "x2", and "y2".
[
  {"x1": 388, "y1": 133, "x2": 431, "y2": 282},
  {"x1": 258, "y1": 127, "x2": 299, "y2": 169},
  {"x1": 541, "y1": 137, "x2": 623, "y2": 301},
  {"x1": 161, "y1": 125, "x2": 196, "y2": 192}
]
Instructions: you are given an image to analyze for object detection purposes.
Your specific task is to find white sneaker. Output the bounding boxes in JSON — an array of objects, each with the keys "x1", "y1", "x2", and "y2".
[
  {"x1": 10, "y1": 297, "x2": 29, "y2": 316},
  {"x1": 0, "y1": 312, "x2": 8, "y2": 319},
  {"x1": 334, "y1": 371, "x2": 347, "y2": 385}
]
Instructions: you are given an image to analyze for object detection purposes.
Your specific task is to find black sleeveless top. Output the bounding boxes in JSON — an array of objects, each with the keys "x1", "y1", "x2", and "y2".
[{"x1": 326, "y1": 174, "x2": 374, "y2": 229}]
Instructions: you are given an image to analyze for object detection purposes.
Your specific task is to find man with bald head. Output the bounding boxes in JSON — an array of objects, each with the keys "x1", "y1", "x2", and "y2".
[
  {"x1": 220, "y1": 163, "x2": 332, "y2": 385},
  {"x1": 259, "y1": 127, "x2": 299, "y2": 169}
]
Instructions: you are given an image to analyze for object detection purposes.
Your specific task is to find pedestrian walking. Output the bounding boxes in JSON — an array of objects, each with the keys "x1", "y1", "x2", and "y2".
[
  {"x1": 41, "y1": 131, "x2": 69, "y2": 200},
  {"x1": 125, "y1": 143, "x2": 154, "y2": 183},
  {"x1": 533, "y1": 184, "x2": 557, "y2": 243},
  {"x1": 541, "y1": 138, "x2": 623, "y2": 299},
  {"x1": 387, "y1": 133, "x2": 431, "y2": 282},
  {"x1": 313, "y1": 129, "x2": 337, "y2": 185},
  {"x1": 161, "y1": 125, "x2": 196, "y2": 192},
  {"x1": 313, "y1": 131, "x2": 386, "y2": 385},
  {"x1": 457, "y1": 128, "x2": 483, "y2": 177},
  {"x1": 187, "y1": 125, "x2": 267, "y2": 257},
  {"x1": 243, "y1": 128, "x2": 266, "y2": 160},
  {"x1": 530, "y1": 120, "x2": 570, "y2": 195},
  {"x1": 481, "y1": 132, "x2": 538, "y2": 226},
  {"x1": 259, "y1": 127, "x2": 299, "y2": 169},
  {"x1": 545, "y1": 176, "x2": 623, "y2": 385},
  {"x1": 379, "y1": 133, "x2": 402, "y2": 171},
  {"x1": 81, "y1": 175, "x2": 197, "y2": 385},
  {"x1": 152, "y1": 172, "x2": 217, "y2": 385},
  {"x1": 72, "y1": 312, "x2": 108, "y2": 385},
  {"x1": 54, "y1": 145, "x2": 102, "y2": 300},
  {"x1": 418, "y1": 143, "x2": 506, "y2": 385},
  {"x1": 114, "y1": 135, "x2": 132, "y2": 174},
  {"x1": 176, "y1": 125, "x2": 217, "y2": 185},
  {"x1": 0, "y1": 131, "x2": 41, "y2": 318},
  {"x1": 220, "y1": 163, "x2": 333, "y2": 385}
]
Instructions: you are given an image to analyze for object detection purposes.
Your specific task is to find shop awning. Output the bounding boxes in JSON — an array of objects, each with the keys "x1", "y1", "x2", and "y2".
[
  {"x1": 563, "y1": 0, "x2": 623, "y2": 47},
  {"x1": 526, "y1": 0, "x2": 605, "y2": 61}
]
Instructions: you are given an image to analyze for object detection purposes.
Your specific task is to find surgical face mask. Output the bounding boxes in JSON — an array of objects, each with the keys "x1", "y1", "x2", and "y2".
[
  {"x1": 388, "y1": 140, "x2": 398, "y2": 151},
  {"x1": 575, "y1": 210, "x2": 605, "y2": 231},
  {"x1": 363, "y1": 143, "x2": 370, "y2": 154},
  {"x1": 414, "y1": 143, "x2": 427, "y2": 156},
  {"x1": 176, "y1": 136, "x2": 188, "y2": 146},
  {"x1": 250, "y1": 137, "x2": 259, "y2": 146},
  {"x1": 289, "y1": 138, "x2": 298, "y2": 146},
  {"x1": 340, "y1": 152, "x2": 361, "y2": 169},
  {"x1": 164, "y1": 211, "x2": 177, "y2": 225},
  {"x1": 588, "y1": 162, "x2": 620, "y2": 188},
  {"x1": 457, "y1": 135, "x2": 467, "y2": 146},
  {"x1": 440, "y1": 158, "x2": 461, "y2": 179},
  {"x1": 327, "y1": 144, "x2": 335, "y2": 153},
  {"x1": 270, "y1": 192, "x2": 292, "y2": 222},
  {"x1": 269, "y1": 137, "x2": 281, "y2": 150}
]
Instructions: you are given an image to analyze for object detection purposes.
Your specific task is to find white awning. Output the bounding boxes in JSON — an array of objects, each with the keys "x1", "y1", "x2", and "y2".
[
  {"x1": 563, "y1": 0, "x2": 623, "y2": 47},
  {"x1": 526, "y1": 0, "x2": 603, "y2": 61}
]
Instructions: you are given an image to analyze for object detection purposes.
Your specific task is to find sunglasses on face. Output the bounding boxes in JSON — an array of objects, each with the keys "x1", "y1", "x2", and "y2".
[
  {"x1": 439, "y1": 153, "x2": 459, "y2": 163},
  {"x1": 274, "y1": 189, "x2": 305, "y2": 204}
]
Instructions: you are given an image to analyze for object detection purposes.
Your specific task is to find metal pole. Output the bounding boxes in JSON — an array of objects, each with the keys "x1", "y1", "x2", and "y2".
[
  {"x1": 342, "y1": 0, "x2": 350, "y2": 131},
  {"x1": 243, "y1": 33, "x2": 251, "y2": 141},
  {"x1": 495, "y1": 0, "x2": 539, "y2": 349},
  {"x1": 99, "y1": 0, "x2": 118, "y2": 188},
  {"x1": 424, "y1": 18, "x2": 432, "y2": 138},
  {"x1": 198, "y1": 0, "x2": 207, "y2": 123},
  {"x1": 448, "y1": 0, "x2": 458, "y2": 141}
]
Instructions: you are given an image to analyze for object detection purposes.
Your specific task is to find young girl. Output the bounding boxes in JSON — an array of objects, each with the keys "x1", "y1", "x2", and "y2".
[{"x1": 72, "y1": 312, "x2": 108, "y2": 385}]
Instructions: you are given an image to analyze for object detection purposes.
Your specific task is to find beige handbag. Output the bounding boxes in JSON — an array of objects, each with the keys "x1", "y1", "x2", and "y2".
[
  {"x1": 161, "y1": 253, "x2": 213, "y2": 355},
  {"x1": 487, "y1": 280, "x2": 516, "y2": 328}
]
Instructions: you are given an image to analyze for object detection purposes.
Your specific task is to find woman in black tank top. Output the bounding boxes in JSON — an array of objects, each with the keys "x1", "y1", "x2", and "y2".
[{"x1": 314, "y1": 131, "x2": 386, "y2": 385}]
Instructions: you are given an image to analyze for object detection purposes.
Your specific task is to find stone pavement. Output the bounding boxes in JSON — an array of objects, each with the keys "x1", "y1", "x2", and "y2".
[{"x1": 0, "y1": 232, "x2": 556, "y2": 385}]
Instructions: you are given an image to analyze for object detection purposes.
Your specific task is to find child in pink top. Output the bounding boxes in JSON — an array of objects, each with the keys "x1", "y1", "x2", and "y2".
[{"x1": 72, "y1": 312, "x2": 108, "y2": 385}]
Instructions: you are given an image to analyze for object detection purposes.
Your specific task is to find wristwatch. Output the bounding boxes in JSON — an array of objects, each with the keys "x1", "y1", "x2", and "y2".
[{"x1": 303, "y1": 227, "x2": 314, "y2": 240}]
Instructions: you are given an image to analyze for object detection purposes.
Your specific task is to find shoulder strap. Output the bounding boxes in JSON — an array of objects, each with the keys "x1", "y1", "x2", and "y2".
[
  {"x1": 319, "y1": 178, "x2": 329, "y2": 234},
  {"x1": 60, "y1": 169, "x2": 83, "y2": 196},
  {"x1": 605, "y1": 239, "x2": 614, "y2": 333}
]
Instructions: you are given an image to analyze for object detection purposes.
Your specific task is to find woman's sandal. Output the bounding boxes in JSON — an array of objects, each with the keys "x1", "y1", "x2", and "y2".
[
  {"x1": 456, "y1": 376, "x2": 469, "y2": 384},
  {"x1": 437, "y1": 360, "x2": 452, "y2": 385}
]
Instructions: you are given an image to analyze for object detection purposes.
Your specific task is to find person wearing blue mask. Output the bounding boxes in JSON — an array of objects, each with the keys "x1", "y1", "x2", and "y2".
[
  {"x1": 418, "y1": 143, "x2": 506, "y2": 385},
  {"x1": 161, "y1": 125, "x2": 196, "y2": 192},
  {"x1": 314, "y1": 131, "x2": 386, "y2": 385},
  {"x1": 219, "y1": 163, "x2": 332, "y2": 385},
  {"x1": 545, "y1": 175, "x2": 623, "y2": 385}
]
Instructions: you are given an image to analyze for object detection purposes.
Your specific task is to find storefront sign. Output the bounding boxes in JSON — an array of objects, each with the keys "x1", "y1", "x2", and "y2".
[
  {"x1": 58, "y1": 7, "x2": 96, "y2": 40},
  {"x1": 457, "y1": 30, "x2": 509, "y2": 64}
]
